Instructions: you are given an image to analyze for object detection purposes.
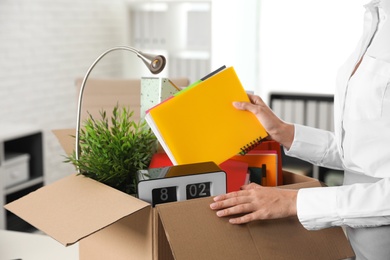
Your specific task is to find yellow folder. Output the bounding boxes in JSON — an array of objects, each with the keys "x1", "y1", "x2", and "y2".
[{"x1": 145, "y1": 66, "x2": 268, "y2": 165}]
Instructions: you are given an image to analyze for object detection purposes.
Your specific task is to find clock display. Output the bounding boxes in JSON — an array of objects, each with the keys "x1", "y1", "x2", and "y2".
[
  {"x1": 186, "y1": 182, "x2": 211, "y2": 200},
  {"x1": 138, "y1": 162, "x2": 226, "y2": 207},
  {"x1": 152, "y1": 186, "x2": 177, "y2": 206}
]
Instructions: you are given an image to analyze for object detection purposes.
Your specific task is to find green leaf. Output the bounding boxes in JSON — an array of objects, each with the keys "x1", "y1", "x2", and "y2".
[{"x1": 64, "y1": 104, "x2": 157, "y2": 195}]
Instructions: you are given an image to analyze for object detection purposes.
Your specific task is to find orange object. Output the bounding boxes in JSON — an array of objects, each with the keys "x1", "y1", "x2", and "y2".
[
  {"x1": 252, "y1": 140, "x2": 283, "y2": 185},
  {"x1": 229, "y1": 150, "x2": 279, "y2": 186}
]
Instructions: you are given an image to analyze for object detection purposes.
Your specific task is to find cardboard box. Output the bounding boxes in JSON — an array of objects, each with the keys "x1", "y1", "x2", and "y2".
[{"x1": 4, "y1": 131, "x2": 355, "y2": 260}]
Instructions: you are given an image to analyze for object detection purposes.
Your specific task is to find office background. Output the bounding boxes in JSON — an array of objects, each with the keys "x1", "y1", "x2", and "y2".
[{"x1": 0, "y1": 0, "x2": 364, "y2": 186}]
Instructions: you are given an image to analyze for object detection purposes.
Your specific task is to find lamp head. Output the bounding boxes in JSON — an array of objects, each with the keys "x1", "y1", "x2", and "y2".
[
  {"x1": 138, "y1": 52, "x2": 166, "y2": 74},
  {"x1": 75, "y1": 46, "x2": 167, "y2": 167}
]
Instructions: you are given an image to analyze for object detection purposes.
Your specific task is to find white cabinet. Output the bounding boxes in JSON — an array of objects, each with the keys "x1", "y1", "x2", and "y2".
[
  {"x1": 0, "y1": 125, "x2": 44, "y2": 231},
  {"x1": 2, "y1": 153, "x2": 30, "y2": 188},
  {"x1": 127, "y1": 1, "x2": 212, "y2": 83},
  {"x1": 126, "y1": 0, "x2": 260, "y2": 92}
]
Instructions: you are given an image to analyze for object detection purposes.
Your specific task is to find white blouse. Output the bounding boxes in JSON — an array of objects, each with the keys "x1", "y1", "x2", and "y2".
[{"x1": 285, "y1": 0, "x2": 390, "y2": 230}]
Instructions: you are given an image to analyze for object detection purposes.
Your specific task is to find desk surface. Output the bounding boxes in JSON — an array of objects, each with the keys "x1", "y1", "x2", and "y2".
[{"x1": 0, "y1": 230, "x2": 78, "y2": 260}]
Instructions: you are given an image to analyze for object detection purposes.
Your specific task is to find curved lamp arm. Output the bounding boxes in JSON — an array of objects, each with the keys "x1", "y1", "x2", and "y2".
[{"x1": 75, "y1": 46, "x2": 166, "y2": 172}]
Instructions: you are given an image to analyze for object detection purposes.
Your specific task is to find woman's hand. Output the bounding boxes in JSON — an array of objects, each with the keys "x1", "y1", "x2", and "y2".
[
  {"x1": 210, "y1": 183, "x2": 298, "y2": 224},
  {"x1": 233, "y1": 94, "x2": 295, "y2": 150},
  {"x1": 210, "y1": 94, "x2": 298, "y2": 224}
]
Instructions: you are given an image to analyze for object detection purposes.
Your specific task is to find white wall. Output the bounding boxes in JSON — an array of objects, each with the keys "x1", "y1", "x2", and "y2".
[
  {"x1": 257, "y1": 0, "x2": 368, "y2": 101},
  {"x1": 211, "y1": 0, "x2": 260, "y2": 92},
  {"x1": 212, "y1": 0, "x2": 368, "y2": 102},
  {"x1": 0, "y1": 0, "x2": 371, "y2": 184},
  {"x1": 0, "y1": 0, "x2": 129, "y2": 184}
]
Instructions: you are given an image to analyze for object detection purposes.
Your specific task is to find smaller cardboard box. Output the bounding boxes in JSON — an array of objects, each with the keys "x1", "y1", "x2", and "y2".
[
  {"x1": 140, "y1": 77, "x2": 182, "y2": 119},
  {"x1": 4, "y1": 130, "x2": 355, "y2": 259}
]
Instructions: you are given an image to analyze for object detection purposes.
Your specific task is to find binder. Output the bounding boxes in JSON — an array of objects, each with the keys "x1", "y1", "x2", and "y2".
[
  {"x1": 145, "y1": 66, "x2": 268, "y2": 165},
  {"x1": 229, "y1": 150, "x2": 278, "y2": 186},
  {"x1": 252, "y1": 140, "x2": 283, "y2": 185}
]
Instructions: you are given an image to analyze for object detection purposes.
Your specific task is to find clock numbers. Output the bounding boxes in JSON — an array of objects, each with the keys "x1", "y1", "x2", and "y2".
[
  {"x1": 152, "y1": 186, "x2": 177, "y2": 206},
  {"x1": 186, "y1": 182, "x2": 211, "y2": 200},
  {"x1": 138, "y1": 168, "x2": 226, "y2": 206}
]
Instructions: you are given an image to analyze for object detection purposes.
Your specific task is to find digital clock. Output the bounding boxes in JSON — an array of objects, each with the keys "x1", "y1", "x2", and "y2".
[
  {"x1": 186, "y1": 182, "x2": 211, "y2": 200},
  {"x1": 152, "y1": 186, "x2": 177, "y2": 206},
  {"x1": 138, "y1": 161, "x2": 226, "y2": 206}
]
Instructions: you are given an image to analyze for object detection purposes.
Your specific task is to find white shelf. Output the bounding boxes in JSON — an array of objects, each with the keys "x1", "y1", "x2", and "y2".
[
  {"x1": 127, "y1": 1, "x2": 211, "y2": 83},
  {"x1": 0, "y1": 126, "x2": 44, "y2": 230},
  {"x1": 5, "y1": 177, "x2": 44, "y2": 195},
  {"x1": 0, "y1": 124, "x2": 41, "y2": 143}
]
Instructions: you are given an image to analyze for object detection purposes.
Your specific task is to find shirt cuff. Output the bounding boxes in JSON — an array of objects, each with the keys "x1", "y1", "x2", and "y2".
[
  {"x1": 297, "y1": 186, "x2": 342, "y2": 230},
  {"x1": 285, "y1": 124, "x2": 331, "y2": 164}
]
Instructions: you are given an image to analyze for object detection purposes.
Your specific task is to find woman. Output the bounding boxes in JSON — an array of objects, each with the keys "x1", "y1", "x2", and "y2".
[{"x1": 210, "y1": 0, "x2": 390, "y2": 259}]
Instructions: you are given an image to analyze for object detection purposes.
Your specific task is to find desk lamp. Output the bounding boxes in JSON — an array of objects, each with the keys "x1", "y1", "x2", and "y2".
[{"x1": 75, "y1": 46, "x2": 166, "y2": 170}]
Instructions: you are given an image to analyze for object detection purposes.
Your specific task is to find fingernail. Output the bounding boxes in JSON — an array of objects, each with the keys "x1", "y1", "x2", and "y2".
[
  {"x1": 229, "y1": 219, "x2": 236, "y2": 224},
  {"x1": 216, "y1": 211, "x2": 224, "y2": 217},
  {"x1": 232, "y1": 101, "x2": 240, "y2": 108},
  {"x1": 210, "y1": 203, "x2": 216, "y2": 209}
]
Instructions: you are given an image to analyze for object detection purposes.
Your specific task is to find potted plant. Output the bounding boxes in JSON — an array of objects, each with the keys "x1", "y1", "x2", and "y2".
[{"x1": 65, "y1": 105, "x2": 157, "y2": 195}]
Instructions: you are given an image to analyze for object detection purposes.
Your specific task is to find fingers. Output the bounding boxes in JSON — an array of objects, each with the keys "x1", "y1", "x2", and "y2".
[
  {"x1": 241, "y1": 183, "x2": 262, "y2": 190},
  {"x1": 210, "y1": 185, "x2": 298, "y2": 225},
  {"x1": 210, "y1": 196, "x2": 255, "y2": 225},
  {"x1": 228, "y1": 213, "x2": 257, "y2": 224},
  {"x1": 215, "y1": 203, "x2": 250, "y2": 218},
  {"x1": 248, "y1": 94, "x2": 264, "y2": 105},
  {"x1": 210, "y1": 196, "x2": 258, "y2": 225},
  {"x1": 211, "y1": 186, "x2": 262, "y2": 209},
  {"x1": 232, "y1": 101, "x2": 261, "y2": 115},
  {"x1": 211, "y1": 191, "x2": 248, "y2": 209},
  {"x1": 232, "y1": 101, "x2": 246, "y2": 110},
  {"x1": 211, "y1": 191, "x2": 243, "y2": 208},
  {"x1": 232, "y1": 94, "x2": 260, "y2": 111},
  {"x1": 210, "y1": 187, "x2": 267, "y2": 224}
]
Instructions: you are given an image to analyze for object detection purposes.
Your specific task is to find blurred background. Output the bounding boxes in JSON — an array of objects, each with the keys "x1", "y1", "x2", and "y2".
[{"x1": 0, "y1": 0, "x2": 365, "y2": 230}]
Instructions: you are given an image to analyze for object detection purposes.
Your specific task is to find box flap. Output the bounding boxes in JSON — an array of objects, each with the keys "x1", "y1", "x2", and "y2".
[
  {"x1": 281, "y1": 170, "x2": 321, "y2": 189},
  {"x1": 5, "y1": 174, "x2": 150, "y2": 246},
  {"x1": 157, "y1": 197, "x2": 354, "y2": 260},
  {"x1": 52, "y1": 129, "x2": 75, "y2": 156},
  {"x1": 156, "y1": 197, "x2": 260, "y2": 260}
]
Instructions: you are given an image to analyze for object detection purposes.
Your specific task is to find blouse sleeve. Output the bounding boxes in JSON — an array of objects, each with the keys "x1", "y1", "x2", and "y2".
[
  {"x1": 297, "y1": 178, "x2": 390, "y2": 230},
  {"x1": 287, "y1": 125, "x2": 390, "y2": 230},
  {"x1": 284, "y1": 124, "x2": 344, "y2": 170}
]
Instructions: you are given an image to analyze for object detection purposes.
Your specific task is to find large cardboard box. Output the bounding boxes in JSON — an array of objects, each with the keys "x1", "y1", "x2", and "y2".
[{"x1": 4, "y1": 130, "x2": 355, "y2": 260}]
